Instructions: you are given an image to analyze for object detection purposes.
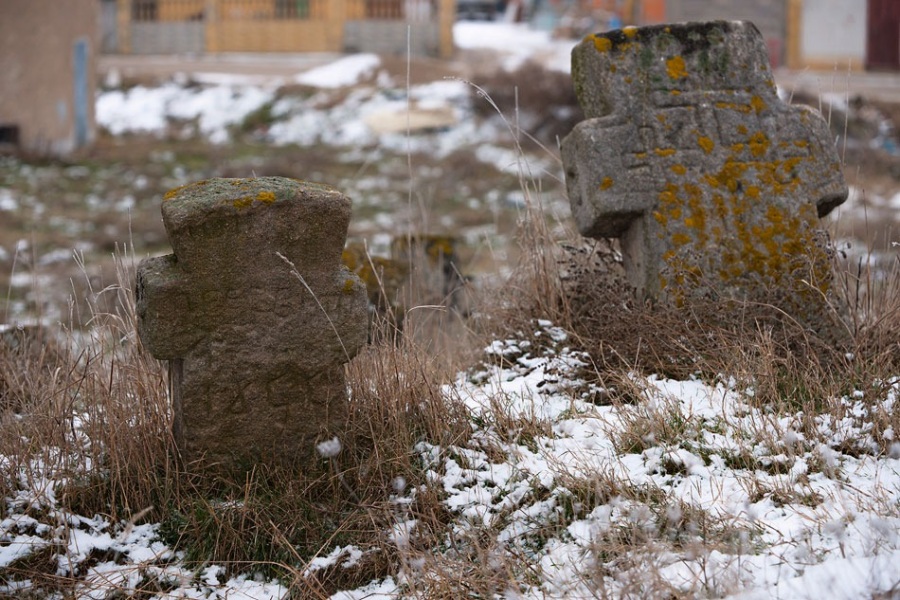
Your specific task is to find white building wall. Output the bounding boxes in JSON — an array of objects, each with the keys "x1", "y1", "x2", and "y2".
[{"x1": 801, "y1": 0, "x2": 866, "y2": 68}]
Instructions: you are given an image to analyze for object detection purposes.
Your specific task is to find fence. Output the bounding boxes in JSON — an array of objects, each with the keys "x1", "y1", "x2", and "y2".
[{"x1": 113, "y1": 0, "x2": 454, "y2": 57}]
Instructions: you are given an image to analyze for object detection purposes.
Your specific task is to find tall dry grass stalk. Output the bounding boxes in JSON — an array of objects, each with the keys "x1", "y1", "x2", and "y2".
[{"x1": 0, "y1": 244, "x2": 173, "y2": 520}]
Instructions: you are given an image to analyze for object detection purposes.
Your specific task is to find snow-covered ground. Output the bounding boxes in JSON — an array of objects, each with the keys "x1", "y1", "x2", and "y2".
[
  {"x1": 4, "y1": 20, "x2": 900, "y2": 600},
  {"x1": 3, "y1": 321, "x2": 899, "y2": 598},
  {"x1": 94, "y1": 22, "x2": 575, "y2": 174}
]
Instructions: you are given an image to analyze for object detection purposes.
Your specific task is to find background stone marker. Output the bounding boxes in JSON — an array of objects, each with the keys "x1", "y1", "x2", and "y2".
[
  {"x1": 136, "y1": 177, "x2": 368, "y2": 468},
  {"x1": 561, "y1": 21, "x2": 848, "y2": 305}
]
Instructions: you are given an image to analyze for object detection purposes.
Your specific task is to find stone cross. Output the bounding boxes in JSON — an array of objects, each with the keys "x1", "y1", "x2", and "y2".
[
  {"x1": 136, "y1": 177, "x2": 368, "y2": 469},
  {"x1": 561, "y1": 21, "x2": 848, "y2": 305}
]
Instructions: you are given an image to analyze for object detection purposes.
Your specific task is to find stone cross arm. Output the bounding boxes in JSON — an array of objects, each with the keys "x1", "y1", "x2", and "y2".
[
  {"x1": 560, "y1": 20, "x2": 849, "y2": 301},
  {"x1": 136, "y1": 177, "x2": 368, "y2": 369},
  {"x1": 562, "y1": 21, "x2": 848, "y2": 241}
]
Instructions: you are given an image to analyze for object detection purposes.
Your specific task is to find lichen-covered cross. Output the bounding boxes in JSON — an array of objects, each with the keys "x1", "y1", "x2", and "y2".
[
  {"x1": 136, "y1": 177, "x2": 368, "y2": 469},
  {"x1": 561, "y1": 20, "x2": 848, "y2": 304}
]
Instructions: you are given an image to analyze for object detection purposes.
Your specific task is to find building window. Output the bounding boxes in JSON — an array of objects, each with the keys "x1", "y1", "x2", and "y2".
[{"x1": 0, "y1": 125, "x2": 20, "y2": 149}]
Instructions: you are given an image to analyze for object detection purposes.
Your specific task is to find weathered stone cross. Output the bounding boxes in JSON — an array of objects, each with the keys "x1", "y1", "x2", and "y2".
[
  {"x1": 561, "y1": 20, "x2": 848, "y2": 304},
  {"x1": 136, "y1": 177, "x2": 368, "y2": 469}
]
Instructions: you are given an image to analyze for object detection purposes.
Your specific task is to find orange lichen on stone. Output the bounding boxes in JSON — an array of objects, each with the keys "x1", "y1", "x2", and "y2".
[
  {"x1": 163, "y1": 180, "x2": 206, "y2": 201},
  {"x1": 342, "y1": 277, "x2": 358, "y2": 294},
  {"x1": 233, "y1": 196, "x2": 254, "y2": 209},
  {"x1": 654, "y1": 148, "x2": 676, "y2": 157},
  {"x1": 256, "y1": 191, "x2": 276, "y2": 204},
  {"x1": 750, "y1": 95, "x2": 767, "y2": 114},
  {"x1": 666, "y1": 56, "x2": 688, "y2": 80},
  {"x1": 748, "y1": 132, "x2": 770, "y2": 158},
  {"x1": 672, "y1": 232, "x2": 691, "y2": 246},
  {"x1": 590, "y1": 35, "x2": 612, "y2": 52},
  {"x1": 600, "y1": 177, "x2": 614, "y2": 190},
  {"x1": 163, "y1": 187, "x2": 183, "y2": 201},
  {"x1": 697, "y1": 136, "x2": 715, "y2": 154},
  {"x1": 623, "y1": 26, "x2": 638, "y2": 38},
  {"x1": 670, "y1": 164, "x2": 687, "y2": 175},
  {"x1": 715, "y1": 101, "x2": 752, "y2": 114}
]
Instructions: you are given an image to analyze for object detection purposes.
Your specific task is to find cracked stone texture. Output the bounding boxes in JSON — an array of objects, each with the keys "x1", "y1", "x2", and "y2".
[{"x1": 136, "y1": 177, "x2": 368, "y2": 469}]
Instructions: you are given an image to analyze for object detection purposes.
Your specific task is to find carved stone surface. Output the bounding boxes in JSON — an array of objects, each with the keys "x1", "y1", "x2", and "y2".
[
  {"x1": 561, "y1": 20, "x2": 848, "y2": 304},
  {"x1": 136, "y1": 177, "x2": 368, "y2": 468}
]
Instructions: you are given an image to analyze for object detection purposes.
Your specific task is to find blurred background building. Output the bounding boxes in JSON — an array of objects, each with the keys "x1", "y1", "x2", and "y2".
[
  {"x1": 101, "y1": 0, "x2": 455, "y2": 58},
  {"x1": 519, "y1": 0, "x2": 890, "y2": 72},
  {"x1": 0, "y1": 0, "x2": 99, "y2": 156}
]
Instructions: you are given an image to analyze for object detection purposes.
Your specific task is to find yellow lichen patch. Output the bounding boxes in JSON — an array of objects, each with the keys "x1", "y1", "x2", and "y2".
[
  {"x1": 766, "y1": 204, "x2": 785, "y2": 225},
  {"x1": 590, "y1": 35, "x2": 612, "y2": 53},
  {"x1": 670, "y1": 164, "x2": 687, "y2": 175},
  {"x1": 233, "y1": 196, "x2": 254, "y2": 209},
  {"x1": 745, "y1": 185, "x2": 761, "y2": 199},
  {"x1": 715, "y1": 101, "x2": 751, "y2": 114},
  {"x1": 731, "y1": 143, "x2": 745, "y2": 153},
  {"x1": 635, "y1": 151, "x2": 647, "y2": 159},
  {"x1": 737, "y1": 125, "x2": 748, "y2": 135},
  {"x1": 750, "y1": 95, "x2": 767, "y2": 114},
  {"x1": 623, "y1": 26, "x2": 638, "y2": 38},
  {"x1": 342, "y1": 277, "x2": 358, "y2": 295},
  {"x1": 670, "y1": 90, "x2": 682, "y2": 96},
  {"x1": 425, "y1": 237, "x2": 455, "y2": 262},
  {"x1": 794, "y1": 140, "x2": 809, "y2": 149},
  {"x1": 666, "y1": 56, "x2": 688, "y2": 80},
  {"x1": 256, "y1": 191, "x2": 276, "y2": 204},
  {"x1": 653, "y1": 210, "x2": 668, "y2": 226},
  {"x1": 163, "y1": 187, "x2": 183, "y2": 201},
  {"x1": 163, "y1": 180, "x2": 205, "y2": 201},
  {"x1": 658, "y1": 183, "x2": 679, "y2": 206},
  {"x1": 341, "y1": 248, "x2": 360, "y2": 271},
  {"x1": 697, "y1": 136, "x2": 715, "y2": 154},
  {"x1": 600, "y1": 177, "x2": 614, "y2": 190},
  {"x1": 654, "y1": 148, "x2": 676, "y2": 157},
  {"x1": 672, "y1": 232, "x2": 691, "y2": 246},
  {"x1": 715, "y1": 159, "x2": 750, "y2": 194},
  {"x1": 748, "y1": 132, "x2": 770, "y2": 158}
]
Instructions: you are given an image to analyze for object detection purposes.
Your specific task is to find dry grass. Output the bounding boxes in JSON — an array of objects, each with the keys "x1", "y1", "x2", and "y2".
[
  {"x1": 0, "y1": 238, "x2": 478, "y2": 597},
  {"x1": 2, "y1": 185, "x2": 899, "y2": 596},
  {"x1": 3, "y1": 73, "x2": 900, "y2": 597}
]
